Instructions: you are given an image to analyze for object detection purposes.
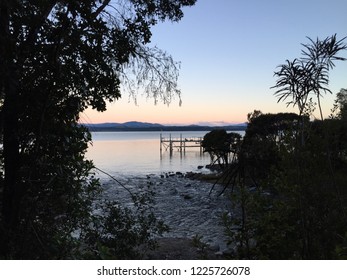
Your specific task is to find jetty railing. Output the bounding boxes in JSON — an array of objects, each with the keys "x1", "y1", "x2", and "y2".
[{"x1": 160, "y1": 133, "x2": 203, "y2": 155}]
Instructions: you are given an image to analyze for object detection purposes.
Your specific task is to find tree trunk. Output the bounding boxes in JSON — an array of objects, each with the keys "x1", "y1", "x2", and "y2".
[
  {"x1": 2, "y1": 69, "x2": 20, "y2": 230},
  {"x1": 0, "y1": 2, "x2": 21, "y2": 257}
]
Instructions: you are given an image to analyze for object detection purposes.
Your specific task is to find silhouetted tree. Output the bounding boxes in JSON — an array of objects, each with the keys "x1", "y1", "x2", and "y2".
[
  {"x1": 0, "y1": 0, "x2": 196, "y2": 259},
  {"x1": 272, "y1": 35, "x2": 346, "y2": 147},
  {"x1": 272, "y1": 34, "x2": 346, "y2": 119},
  {"x1": 331, "y1": 88, "x2": 347, "y2": 120},
  {"x1": 202, "y1": 129, "x2": 241, "y2": 168},
  {"x1": 222, "y1": 35, "x2": 347, "y2": 259},
  {"x1": 243, "y1": 111, "x2": 302, "y2": 181}
]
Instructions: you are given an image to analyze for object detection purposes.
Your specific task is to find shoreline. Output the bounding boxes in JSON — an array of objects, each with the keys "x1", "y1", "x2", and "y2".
[{"x1": 100, "y1": 172, "x2": 233, "y2": 258}]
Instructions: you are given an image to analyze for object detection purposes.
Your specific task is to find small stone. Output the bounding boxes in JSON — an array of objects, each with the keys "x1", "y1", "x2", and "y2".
[
  {"x1": 222, "y1": 248, "x2": 235, "y2": 257},
  {"x1": 170, "y1": 188, "x2": 178, "y2": 195},
  {"x1": 215, "y1": 251, "x2": 224, "y2": 257},
  {"x1": 209, "y1": 244, "x2": 220, "y2": 251}
]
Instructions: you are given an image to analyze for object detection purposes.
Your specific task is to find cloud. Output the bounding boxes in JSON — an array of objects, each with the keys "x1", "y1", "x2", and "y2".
[{"x1": 195, "y1": 121, "x2": 236, "y2": 126}]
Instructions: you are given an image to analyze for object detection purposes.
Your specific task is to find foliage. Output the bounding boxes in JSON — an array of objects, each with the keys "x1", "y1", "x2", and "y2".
[
  {"x1": 202, "y1": 129, "x2": 241, "y2": 168},
  {"x1": 223, "y1": 108, "x2": 347, "y2": 259},
  {"x1": 331, "y1": 88, "x2": 347, "y2": 120},
  {"x1": 217, "y1": 37, "x2": 347, "y2": 260},
  {"x1": 222, "y1": 35, "x2": 347, "y2": 258},
  {"x1": 192, "y1": 234, "x2": 209, "y2": 259},
  {"x1": 80, "y1": 188, "x2": 169, "y2": 260},
  {"x1": 243, "y1": 111, "x2": 303, "y2": 181},
  {"x1": 272, "y1": 34, "x2": 347, "y2": 119},
  {"x1": 223, "y1": 36, "x2": 347, "y2": 258},
  {"x1": 0, "y1": 0, "x2": 196, "y2": 259}
]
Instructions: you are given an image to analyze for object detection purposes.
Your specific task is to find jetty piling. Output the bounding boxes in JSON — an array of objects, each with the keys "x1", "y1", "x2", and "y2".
[{"x1": 160, "y1": 133, "x2": 203, "y2": 156}]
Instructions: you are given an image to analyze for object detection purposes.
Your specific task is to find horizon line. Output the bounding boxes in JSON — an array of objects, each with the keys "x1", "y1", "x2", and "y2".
[{"x1": 79, "y1": 120, "x2": 247, "y2": 126}]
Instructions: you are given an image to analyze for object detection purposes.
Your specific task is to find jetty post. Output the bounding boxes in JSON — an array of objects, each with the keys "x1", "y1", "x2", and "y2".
[
  {"x1": 160, "y1": 133, "x2": 162, "y2": 154},
  {"x1": 169, "y1": 134, "x2": 173, "y2": 156},
  {"x1": 180, "y1": 133, "x2": 183, "y2": 153},
  {"x1": 200, "y1": 136, "x2": 203, "y2": 155}
]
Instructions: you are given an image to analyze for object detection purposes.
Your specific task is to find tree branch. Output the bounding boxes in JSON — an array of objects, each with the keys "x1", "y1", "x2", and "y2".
[
  {"x1": 24, "y1": 1, "x2": 59, "y2": 48},
  {"x1": 92, "y1": 0, "x2": 111, "y2": 18}
]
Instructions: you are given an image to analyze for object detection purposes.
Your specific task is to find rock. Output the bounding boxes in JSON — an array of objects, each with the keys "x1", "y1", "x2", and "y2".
[
  {"x1": 197, "y1": 165, "x2": 204, "y2": 169},
  {"x1": 249, "y1": 238, "x2": 257, "y2": 248},
  {"x1": 184, "y1": 172, "x2": 201, "y2": 180},
  {"x1": 209, "y1": 243, "x2": 220, "y2": 252},
  {"x1": 222, "y1": 245, "x2": 237, "y2": 257},
  {"x1": 205, "y1": 164, "x2": 222, "y2": 172},
  {"x1": 183, "y1": 194, "x2": 193, "y2": 200},
  {"x1": 222, "y1": 249, "x2": 233, "y2": 257},
  {"x1": 169, "y1": 188, "x2": 178, "y2": 195},
  {"x1": 214, "y1": 251, "x2": 224, "y2": 257}
]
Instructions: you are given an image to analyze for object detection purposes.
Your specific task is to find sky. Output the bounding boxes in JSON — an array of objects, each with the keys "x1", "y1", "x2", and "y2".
[{"x1": 81, "y1": 0, "x2": 347, "y2": 125}]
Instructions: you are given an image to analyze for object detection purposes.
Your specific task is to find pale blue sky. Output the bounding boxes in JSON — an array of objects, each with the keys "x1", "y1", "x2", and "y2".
[{"x1": 83, "y1": 0, "x2": 347, "y2": 125}]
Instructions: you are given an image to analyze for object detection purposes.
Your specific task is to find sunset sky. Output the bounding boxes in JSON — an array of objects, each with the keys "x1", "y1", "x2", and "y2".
[{"x1": 81, "y1": 0, "x2": 347, "y2": 125}]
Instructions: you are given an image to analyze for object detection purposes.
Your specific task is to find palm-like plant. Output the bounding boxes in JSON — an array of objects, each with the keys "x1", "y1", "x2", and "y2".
[
  {"x1": 272, "y1": 34, "x2": 347, "y2": 119},
  {"x1": 301, "y1": 35, "x2": 347, "y2": 120},
  {"x1": 272, "y1": 59, "x2": 312, "y2": 116}
]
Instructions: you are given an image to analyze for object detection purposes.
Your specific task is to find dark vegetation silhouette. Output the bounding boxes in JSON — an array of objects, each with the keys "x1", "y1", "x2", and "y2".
[
  {"x1": 220, "y1": 103, "x2": 347, "y2": 259},
  {"x1": 1, "y1": 2, "x2": 346, "y2": 260},
  {"x1": 214, "y1": 35, "x2": 347, "y2": 259},
  {"x1": 0, "y1": 0, "x2": 196, "y2": 259},
  {"x1": 202, "y1": 129, "x2": 241, "y2": 169}
]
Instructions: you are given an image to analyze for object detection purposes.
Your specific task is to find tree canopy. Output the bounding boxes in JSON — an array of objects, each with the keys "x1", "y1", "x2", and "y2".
[
  {"x1": 202, "y1": 129, "x2": 241, "y2": 168},
  {"x1": 220, "y1": 35, "x2": 347, "y2": 259},
  {"x1": 0, "y1": 0, "x2": 196, "y2": 259},
  {"x1": 272, "y1": 34, "x2": 347, "y2": 118}
]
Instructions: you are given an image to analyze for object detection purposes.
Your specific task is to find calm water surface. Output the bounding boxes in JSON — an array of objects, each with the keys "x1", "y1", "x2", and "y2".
[{"x1": 87, "y1": 131, "x2": 213, "y2": 177}]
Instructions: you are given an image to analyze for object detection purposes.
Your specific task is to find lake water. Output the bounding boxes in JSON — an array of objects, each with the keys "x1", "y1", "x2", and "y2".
[
  {"x1": 87, "y1": 130, "x2": 245, "y2": 178},
  {"x1": 87, "y1": 131, "x2": 214, "y2": 177}
]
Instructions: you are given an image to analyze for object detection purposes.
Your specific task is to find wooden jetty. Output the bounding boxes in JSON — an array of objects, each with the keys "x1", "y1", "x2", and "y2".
[{"x1": 160, "y1": 133, "x2": 203, "y2": 154}]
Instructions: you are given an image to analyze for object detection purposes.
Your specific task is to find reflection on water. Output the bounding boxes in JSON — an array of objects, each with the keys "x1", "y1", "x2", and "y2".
[{"x1": 87, "y1": 131, "x2": 212, "y2": 176}]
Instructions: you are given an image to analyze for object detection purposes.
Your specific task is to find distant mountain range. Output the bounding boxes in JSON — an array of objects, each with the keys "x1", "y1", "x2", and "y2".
[{"x1": 81, "y1": 121, "x2": 247, "y2": 132}]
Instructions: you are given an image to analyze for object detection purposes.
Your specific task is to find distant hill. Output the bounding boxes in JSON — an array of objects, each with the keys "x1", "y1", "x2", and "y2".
[
  {"x1": 81, "y1": 121, "x2": 247, "y2": 132},
  {"x1": 122, "y1": 121, "x2": 164, "y2": 128}
]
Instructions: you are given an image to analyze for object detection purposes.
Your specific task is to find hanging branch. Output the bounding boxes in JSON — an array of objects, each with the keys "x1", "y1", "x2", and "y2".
[{"x1": 93, "y1": 167, "x2": 135, "y2": 199}]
